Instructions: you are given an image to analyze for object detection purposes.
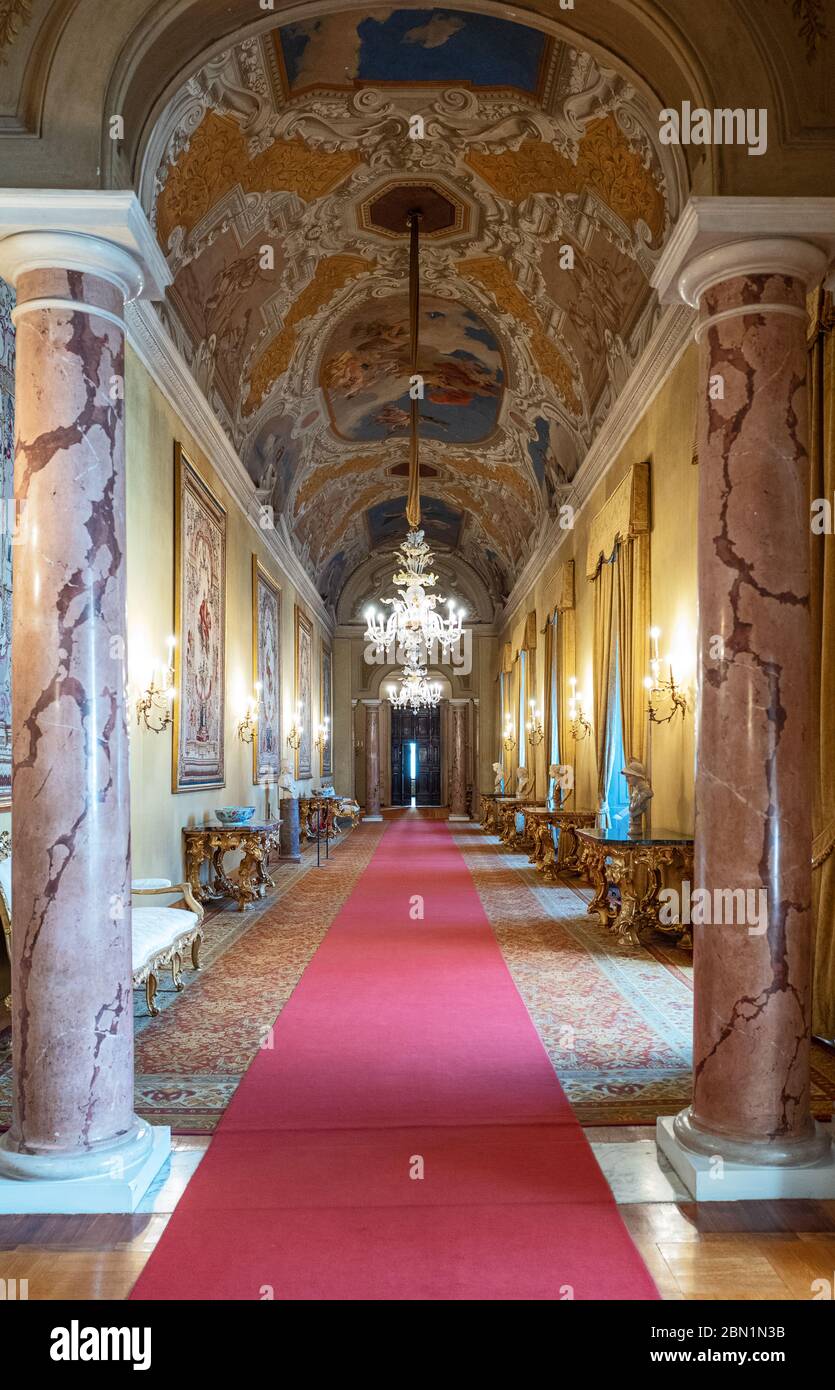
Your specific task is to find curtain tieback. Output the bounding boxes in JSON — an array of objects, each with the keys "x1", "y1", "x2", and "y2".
[{"x1": 597, "y1": 796, "x2": 611, "y2": 831}]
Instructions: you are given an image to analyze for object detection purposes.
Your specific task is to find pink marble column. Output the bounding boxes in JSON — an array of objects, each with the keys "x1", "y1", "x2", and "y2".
[
  {"x1": 673, "y1": 235, "x2": 830, "y2": 1166},
  {"x1": 449, "y1": 699, "x2": 469, "y2": 820},
  {"x1": 363, "y1": 699, "x2": 382, "y2": 821},
  {"x1": 0, "y1": 234, "x2": 161, "y2": 1191},
  {"x1": 470, "y1": 697, "x2": 480, "y2": 817}
]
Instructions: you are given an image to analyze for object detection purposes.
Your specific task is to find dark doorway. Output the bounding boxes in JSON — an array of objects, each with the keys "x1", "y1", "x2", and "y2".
[{"x1": 391, "y1": 705, "x2": 442, "y2": 806}]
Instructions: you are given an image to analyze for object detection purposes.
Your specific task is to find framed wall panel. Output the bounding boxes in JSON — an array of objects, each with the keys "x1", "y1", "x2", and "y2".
[
  {"x1": 294, "y1": 604, "x2": 313, "y2": 780},
  {"x1": 252, "y1": 555, "x2": 281, "y2": 785},
  {"x1": 172, "y1": 444, "x2": 227, "y2": 792},
  {"x1": 320, "y1": 639, "x2": 333, "y2": 779}
]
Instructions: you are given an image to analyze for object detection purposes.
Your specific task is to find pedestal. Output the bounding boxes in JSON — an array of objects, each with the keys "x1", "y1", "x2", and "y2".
[{"x1": 278, "y1": 795, "x2": 301, "y2": 862}]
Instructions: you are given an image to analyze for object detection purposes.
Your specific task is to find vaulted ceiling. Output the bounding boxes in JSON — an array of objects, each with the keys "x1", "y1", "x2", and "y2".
[{"x1": 145, "y1": 7, "x2": 685, "y2": 614}]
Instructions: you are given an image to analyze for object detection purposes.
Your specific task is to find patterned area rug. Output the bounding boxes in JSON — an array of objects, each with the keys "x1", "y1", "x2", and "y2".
[
  {"x1": 2, "y1": 821, "x2": 833, "y2": 1134},
  {"x1": 453, "y1": 826, "x2": 835, "y2": 1126},
  {"x1": 0, "y1": 825, "x2": 385, "y2": 1135}
]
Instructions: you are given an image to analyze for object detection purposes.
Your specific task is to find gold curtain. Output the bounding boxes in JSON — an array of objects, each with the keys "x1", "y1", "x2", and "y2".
[
  {"x1": 810, "y1": 288, "x2": 835, "y2": 1039},
  {"x1": 593, "y1": 559, "x2": 616, "y2": 822},
  {"x1": 557, "y1": 607, "x2": 575, "y2": 779},
  {"x1": 556, "y1": 562, "x2": 576, "y2": 781},
  {"x1": 523, "y1": 610, "x2": 537, "y2": 651},
  {"x1": 543, "y1": 616, "x2": 554, "y2": 781},
  {"x1": 616, "y1": 533, "x2": 650, "y2": 769}
]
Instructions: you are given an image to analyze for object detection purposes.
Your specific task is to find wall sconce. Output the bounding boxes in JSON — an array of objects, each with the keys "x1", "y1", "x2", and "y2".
[
  {"x1": 526, "y1": 699, "x2": 544, "y2": 748},
  {"x1": 287, "y1": 703, "x2": 303, "y2": 751},
  {"x1": 568, "y1": 677, "x2": 592, "y2": 741},
  {"x1": 237, "y1": 682, "x2": 262, "y2": 745},
  {"x1": 645, "y1": 627, "x2": 687, "y2": 725},
  {"x1": 136, "y1": 636, "x2": 175, "y2": 734},
  {"x1": 503, "y1": 717, "x2": 516, "y2": 755},
  {"x1": 314, "y1": 716, "x2": 330, "y2": 756}
]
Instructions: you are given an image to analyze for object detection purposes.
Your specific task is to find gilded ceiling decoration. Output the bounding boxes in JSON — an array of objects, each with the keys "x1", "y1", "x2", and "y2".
[
  {"x1": 143, "y1": 7, "x2": 685, "y2": 611},
  {"x1": 243, "y1": 253, "x2": 372, "y2": 415},
  {"x1": 293, "y1": 454, "x2": 381, "y2": 515},
  {"x1": 467, "y1": 117, "x2": 666, "y2": 246},
  {"x1": 459, "y1": 257, "x2": 580, "y2": 415},
  {"x1": 156, "y1": 110, "x2": 360, "y2": 248}
]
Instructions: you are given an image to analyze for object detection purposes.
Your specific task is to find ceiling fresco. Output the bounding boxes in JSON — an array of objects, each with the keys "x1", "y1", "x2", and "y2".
[
  {"x1": 275, "y1": 10, "x2": 550, "y2": 97},
  {"x1": 144, "y1": 6, "x2": 685, "y2": 613},
  {"x1": 320, "y1": 295, "x2": 504, "y2": 443}
]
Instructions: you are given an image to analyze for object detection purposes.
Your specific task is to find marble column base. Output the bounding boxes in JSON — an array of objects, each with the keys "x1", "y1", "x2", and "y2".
[
  {"x1": 657, "y1": 1116, "x2": 835, "y2": 1202},
  {"x1": 0, "y1": 1122, "x2": 170, "y2": 1213},
  {"x1": 363, "y1": 814, "x2": 383, "y2": 822},
  {"x1": 673, "y1": 1104, "x2": 829, "y2": 1167},
  {"x1": 448, "y1": 813, "x2": 470, "y2": 822}
]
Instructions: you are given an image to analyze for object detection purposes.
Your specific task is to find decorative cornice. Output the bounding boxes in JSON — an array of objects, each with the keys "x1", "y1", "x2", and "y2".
[
  {"x1": 0, "y1": 189, "x2": 171, "y2": 300},
  {"x1": 126, "y1": 297, "x2": 334, "y2": 635},
  {"x1": 653, "y1": 196, "x2": 835, "y2": 305},
  {"x1": 501, "y1": 299, "x2": 694, "y2": 632}
]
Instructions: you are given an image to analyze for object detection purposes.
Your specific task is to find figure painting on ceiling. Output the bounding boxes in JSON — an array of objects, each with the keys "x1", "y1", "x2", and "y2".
[
  {"x1": 173, "y1": 447, "x2": 227, "y2": 792},
  {"x1": 295, "y1": 605, "x2": 313, "y2": 780},
  {"x1": 253, "y1": 557, "x2": 281, "y2": 786},
  {"x1": 367, "y1": 495, "x2": 462, "y2": 551},
  {"x1": 527, "y1": 415, "x2": 579, "y2": 510},
  {"x1": 248, "y1": 414, "x2": 300, "y2": 516},
  {"x1": 277, "y1": 9, "x2": 548, "y2": 98},
  {"x1": 321, "y1": 296, "x2": 503, "y2": 445}
]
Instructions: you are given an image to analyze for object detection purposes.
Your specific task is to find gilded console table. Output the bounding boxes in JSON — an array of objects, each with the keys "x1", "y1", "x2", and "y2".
[
  {"x1": 497, "y1": 799, "x2": 546, "y2": 849},
  {"x1": 183, "y1": 821, "x2": 280, "y2": 912},
  {"x1": 482, "y1": 794, "x2": 517, "y2": 835},
  {"x1": 575, "y1": 826, "x2": 694, "y2": 947},
  {"x1": 480, "y1": 793, "x2": 506, "y2": 831},
  {"x1": 524, "y1": 807, "x2": 597, "y2": 882},
  {"x1": 299, "y1": 795, "x2": 338, "y2": 841}
]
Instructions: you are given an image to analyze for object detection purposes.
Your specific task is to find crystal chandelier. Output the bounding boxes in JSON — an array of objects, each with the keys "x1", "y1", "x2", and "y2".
[
  {"x1": 388, "y1": 662, "x2": 442, "y2": 712},
  {"x1": 365, "y1": 528, "x2": 465, "y2": 665},
  {"x1": 363, "y1": 208, "x2": 466, "y2": 673}
]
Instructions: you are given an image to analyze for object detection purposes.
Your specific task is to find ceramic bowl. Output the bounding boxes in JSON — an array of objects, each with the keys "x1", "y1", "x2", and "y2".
[{"x1": 215, "y1": 805, "x2": 256, "y2": 826}]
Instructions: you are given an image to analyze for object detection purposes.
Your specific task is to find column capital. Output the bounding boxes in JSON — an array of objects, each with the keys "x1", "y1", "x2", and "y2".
[
  {"x1": 361, "y1": 698, "x2": 381, "y2": 708},
  {"x1": 448, "y1": 698, "x2": 469, "y2": 707},
  {"x1": 0, "y1": 190, "x2": 171, "y2": 301},
  {"x1": 652, "y1": 197, "x2": 835, "y2": 307}
]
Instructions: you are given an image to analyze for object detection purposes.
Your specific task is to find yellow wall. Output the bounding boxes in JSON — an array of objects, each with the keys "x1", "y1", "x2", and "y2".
[
  {"x1": 499, "y1": 346, "x2": 699, "y2": 834},
  {"x1": 126, "y1": 347, "x2": 331, "y2": 884}
]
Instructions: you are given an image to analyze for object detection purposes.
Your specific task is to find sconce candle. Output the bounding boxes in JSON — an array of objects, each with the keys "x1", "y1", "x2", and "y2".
[
  {"x1": 136, "y1": 640, "x2": 176, "y2": 733},
  {"x1": 526, "y1": 699, "x2": 544, "y2": 747},
  {"x1": 287, "y1": 703, "x2": 303, "y2": 751},
  {"x1": 568, "y1": 677, "x2": 592, "y2": 741},
  {"x1": 237, "y1": 682, "x2": 262, "y2": 744},
  {"x1": 645, "y1": 628, "x2": 687, "y2": 725}
]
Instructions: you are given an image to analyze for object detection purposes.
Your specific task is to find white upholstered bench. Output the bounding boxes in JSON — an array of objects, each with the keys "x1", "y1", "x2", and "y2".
[
  {"x1": 131, "y1": 879, "x2": 205, "y2": 1016},
  {"x1": 0, "y1": 841, "x2": 204, "y2": 1018}
]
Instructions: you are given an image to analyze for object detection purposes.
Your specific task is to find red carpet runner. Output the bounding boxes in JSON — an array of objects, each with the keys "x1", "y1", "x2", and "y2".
[{"x1": 131, "y1": 821, "x2": 658, "y2": 1300}]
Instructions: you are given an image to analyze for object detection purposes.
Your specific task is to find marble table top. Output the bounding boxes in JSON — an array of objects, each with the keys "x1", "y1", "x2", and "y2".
[{"x1": 576, "y1": 826, "x2": 693, "y2": 847}]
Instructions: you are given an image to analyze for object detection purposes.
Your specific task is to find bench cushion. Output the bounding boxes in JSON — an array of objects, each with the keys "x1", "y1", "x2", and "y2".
[{"x1": 132, "y1": 906, "x2": 200, "y2": 977}]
